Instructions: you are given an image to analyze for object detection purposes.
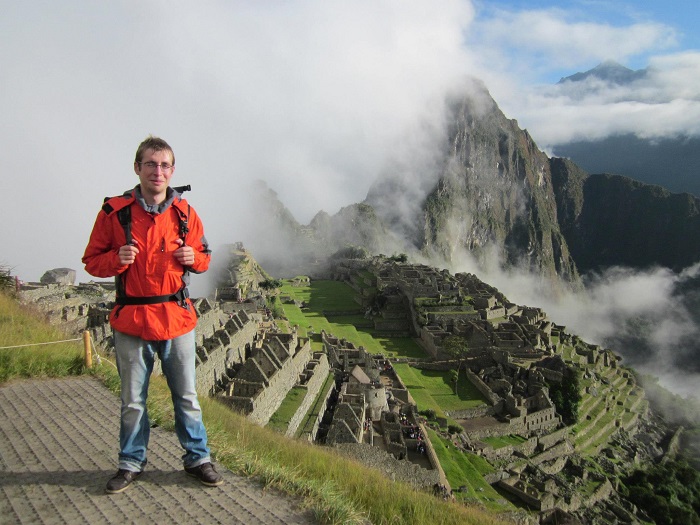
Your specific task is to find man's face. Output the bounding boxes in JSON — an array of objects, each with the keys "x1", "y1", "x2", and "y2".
[{"x1": 134, "y1": 148, "x2": 175, "y2": 202}]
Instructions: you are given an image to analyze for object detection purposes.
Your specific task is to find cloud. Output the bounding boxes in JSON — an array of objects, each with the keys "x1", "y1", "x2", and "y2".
[
  {"x1": 470, "y1": 6, "x2": 678, "y2": 79},
  {"x1": 472, "y1": 7, "x2": 676, "y2": 73},
  {"x1": 0, "y1": 1, "x2": 476, "y2": 284},
  {"x1": 464, "y1": 5, "x2": 700, "y2": 148},
  {"x1": 505, "y1": 51, "x2": 700, "y2": 146}
]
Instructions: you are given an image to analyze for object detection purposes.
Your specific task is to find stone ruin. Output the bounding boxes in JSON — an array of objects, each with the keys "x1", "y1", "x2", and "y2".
[
  {"x1": 322, "y1": 332, "x2": 442, "y2": 490},
  {"x1": 17, "y1": 257, "x2": 667, "y2": 523},
  {"x1": 327, "y1": 255, "x2": 660, "y2": 523}
]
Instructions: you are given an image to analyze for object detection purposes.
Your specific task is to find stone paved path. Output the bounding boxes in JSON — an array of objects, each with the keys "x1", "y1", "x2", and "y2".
[{"x1": 0, "y1": 376, "x2": 317, "y2": 524}]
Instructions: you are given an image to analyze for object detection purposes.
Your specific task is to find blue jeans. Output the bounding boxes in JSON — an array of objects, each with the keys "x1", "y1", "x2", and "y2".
[{"x1": 114, "y1": 329, "x2": 211, "y2": 472}]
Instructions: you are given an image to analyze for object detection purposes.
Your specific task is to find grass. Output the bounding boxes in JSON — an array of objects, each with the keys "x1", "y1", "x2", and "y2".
[
  {"x1": 428, "y1": 429, "x2": 511, "y2": 512},
  {"x1": 281, "y1": 279, "x2": 430, "y2": 361},
  {"x1": 393, "y1": 363, "x2": 448, "y2": 418},
  {"x1": 371, "y1": 335, "x2": 426, "y2": 359},
  {"x1": 0, "y1": 290, "x2": 508, "y2": 525},
  {"x1": 296, "y1": 373, "x2": 335, "y2": 438},
  {"x1": 0, "y1": 293, "x2": 85, "y2": 382},
  {"x1": 416, "y1": 368, "x2": 489, "y2": 412},
  {"x1": 482, "y1": 435, "x2": 527, "y2": 449},
  {"x1": 267, "y1": 386, "x2": 307, "y2": 433},
  {"x1": 280, "y1": 279, "x2": 360, "y2": 314},
  {"x1": 391, "y1": 364, "x2": 488, "y2": 421}
]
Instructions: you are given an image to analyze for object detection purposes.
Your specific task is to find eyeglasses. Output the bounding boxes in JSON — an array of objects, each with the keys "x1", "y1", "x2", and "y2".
[{"x1": 138, "y1": 161, "x2": 174, "y2": 172}]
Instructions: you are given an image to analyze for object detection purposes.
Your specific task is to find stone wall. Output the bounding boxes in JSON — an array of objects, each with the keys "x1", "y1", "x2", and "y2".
[
  {"x1": 465, "y1": 369, "x2": 501, "y2": 406},
  {"x1": 537, "y1": 426, "x2": 571, "y2": 450},
  {"x1": 334, "y1": 443, "x2": 440, "y2": 489},
  {"x1": 530, "y1": 439, "x2": 574, "y2": 466},
  {"x1": 242, "y1": 338, "x2": 314, "y2": 426},
  {"x1": 195, "y1": 310, "x2": 258, "y2": 395},
  {"x1": 497, "y1": 477, "x2": 555, "y2": 511},
  {"x1": 448, "y1": 405, "x2": 496, "y2": 420},
  {"x1": 285, "y1": 353, "x2": 331, "y2": 438},
  {"x1": 585, "y1": 478, "x2": 614, "y2": 507}
]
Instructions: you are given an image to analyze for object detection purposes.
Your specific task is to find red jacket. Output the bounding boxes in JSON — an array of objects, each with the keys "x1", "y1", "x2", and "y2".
[{"x1": 82, "y1": 188, "x2": 210, "y2": 340}]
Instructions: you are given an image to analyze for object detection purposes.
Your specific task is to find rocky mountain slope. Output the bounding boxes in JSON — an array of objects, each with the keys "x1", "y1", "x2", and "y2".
[
  {"x1": 251, "y1": 76, "x2": 700, "y2": 286},
  {"x1": 551, "y1": 159, "x2": 700, "y2": 273}
]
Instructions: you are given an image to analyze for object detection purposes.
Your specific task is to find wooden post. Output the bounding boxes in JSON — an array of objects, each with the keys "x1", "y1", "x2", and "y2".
[{"x1": 83, "y1": 330, "x2": 92, "y2": 369}]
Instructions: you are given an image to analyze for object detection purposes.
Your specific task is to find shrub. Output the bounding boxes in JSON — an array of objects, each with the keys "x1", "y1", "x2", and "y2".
[
  {"x1": 420, "y1": 409, "x2": 437, "y2": 420},
  {"x1": 0, "y1": 265, "x2": 14, "y2": 292}
]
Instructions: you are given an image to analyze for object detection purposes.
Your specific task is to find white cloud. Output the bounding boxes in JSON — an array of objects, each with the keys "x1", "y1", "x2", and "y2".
[
  {"x1": 470, "y1": 7, "x2": 676, "y2": 79},
  {"x1": 465, "y1": 5, "x2": 700, "y2": 148},
  {"x1": 494, "y1": 50, "x2": 700, "y2": 147},
  {"x1": 0, "y1": 0, "x2": 476, "y2": 283}
]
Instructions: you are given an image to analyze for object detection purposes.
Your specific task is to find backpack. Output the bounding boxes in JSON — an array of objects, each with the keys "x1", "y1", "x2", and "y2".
[{"x1": 101, "y1": 185, "x2": 192, "y2": 307}]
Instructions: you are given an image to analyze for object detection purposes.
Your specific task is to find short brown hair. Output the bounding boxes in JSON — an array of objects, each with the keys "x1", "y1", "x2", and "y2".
[{"x1": 134, "y1": 136, "x2": 175, "y2": 165}]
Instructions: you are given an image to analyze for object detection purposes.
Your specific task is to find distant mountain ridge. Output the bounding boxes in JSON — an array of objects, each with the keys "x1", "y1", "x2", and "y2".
[
  {"x1": 550, "y1": 159, "x2": 700, "y2": 273},
  {"x1": 557, "y1": 59, "x2": 647, "y2": 84},
  {"x1": 553, "y1": 134, "x2": 700, "y2": 197},
  {"x1": 552, "y1": 60, "x2": 700, "y2": 197}
]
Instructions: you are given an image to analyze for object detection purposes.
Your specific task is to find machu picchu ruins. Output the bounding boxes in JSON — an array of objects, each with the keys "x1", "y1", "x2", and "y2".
[{"x1": 17, "y1": 244, "x2": 694, "y2": 524}]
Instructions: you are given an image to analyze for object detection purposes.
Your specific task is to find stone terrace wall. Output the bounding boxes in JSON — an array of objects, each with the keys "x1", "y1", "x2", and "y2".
[
  {"x1": 246, "y1": 339, "x2": 314, "y2": 426},
  {"x1": 465, "y1": 369, "x2": 501, "y2": 406},
  {"x1": 286, "y1": 353, "x2": 331, "y2": 438},
  {"x1": 334, "y1": 443, "x2": 440, "y2": 490},
  {"x1": 195, "y1": 310, "x2": 258, "y2": 395},
  {"x1": 538, "y1": 427, "x2": 571, "y2": 450},
  {"x1": 299, "y1": 379, "x2": 336, "y2": 443}
]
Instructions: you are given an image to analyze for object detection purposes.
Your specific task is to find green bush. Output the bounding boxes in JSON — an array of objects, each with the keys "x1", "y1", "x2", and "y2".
[
  {"x1": 548, "y1": 366, "x2": 581, "y2": 424},
  {"x1": 266, "y1": 297, "x2": 285, "y2": 318},
  {"x1": 448, "y1": 424, "x2": 462, "y2": 435},
  {"x1": 420, "y1": 409, "x2": 437, "y2": 420},
  {"x1": 259, "y1": 278, "x2": 283, "y2": 290},
  {"x1": 623, "y1": 459, "x2": 700, "y2": 525},
  {"x1": 0, "y1": 265, "x2": 14, "y2": 292}
]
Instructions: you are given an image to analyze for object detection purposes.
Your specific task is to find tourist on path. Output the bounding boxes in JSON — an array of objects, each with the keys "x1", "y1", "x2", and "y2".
[{"x1": 83, "y1": 136, "x2": 223, "y2": 494}]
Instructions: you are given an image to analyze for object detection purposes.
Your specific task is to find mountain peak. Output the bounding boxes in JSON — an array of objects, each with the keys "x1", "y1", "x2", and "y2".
[{"x1": 558, "y1": 60, "x2": 647, "y2": 85}]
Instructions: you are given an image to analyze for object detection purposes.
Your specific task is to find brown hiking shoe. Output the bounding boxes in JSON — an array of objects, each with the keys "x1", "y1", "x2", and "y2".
[
  {"x1": 105, "y1": 469, "x2": 142, "y2": 494},
  {"x1": 185, "y1": 462, "x2": 224, "y2": 487}
]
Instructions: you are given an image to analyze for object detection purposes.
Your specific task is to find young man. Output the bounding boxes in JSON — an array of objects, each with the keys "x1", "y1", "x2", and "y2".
[{"x1": 83, "y1": 136, "x2": 223, "y2": 494}]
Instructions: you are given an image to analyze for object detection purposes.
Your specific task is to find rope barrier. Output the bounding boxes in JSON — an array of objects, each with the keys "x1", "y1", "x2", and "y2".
[
  {"x1": 0, "y1": 330, "x2": 118, "y2": 370},
  {"x1": 89, "y1": 332, "x2": 117, "y2": 370},
  {"x1": 0, "y1": 333, "x2": 116, "y2": 371},
  {"x1": 0, "y1": 338, "x2": 82, "y2": 350}
]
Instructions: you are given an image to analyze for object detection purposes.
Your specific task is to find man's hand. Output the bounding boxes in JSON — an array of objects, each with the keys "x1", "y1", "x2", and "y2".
[
  {"x1": 174, "y1": 238, "x2": 195, "y2": 266},
  {"x1": 118, "y1": 243, "x2": 139, "y2": 265}
]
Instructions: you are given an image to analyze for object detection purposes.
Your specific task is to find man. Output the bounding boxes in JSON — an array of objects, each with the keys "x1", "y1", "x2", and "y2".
[{"x1": 83, "y1": 136, "x2": 223, "y2": 494}]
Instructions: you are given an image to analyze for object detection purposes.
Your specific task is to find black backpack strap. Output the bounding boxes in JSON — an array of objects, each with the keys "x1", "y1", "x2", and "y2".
[
  {"x1": 173, "y1": 203, "x2": 190, "y2": 242},
  {"x1": 117, "y1": 206, "x2": 132, "y2": 245},
  {"x1": 115, "y1": 287, "x2": 190, "y2": 306},
  {"x1": 102, "y1": 192, "x2": 135, "y2": 246}
]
